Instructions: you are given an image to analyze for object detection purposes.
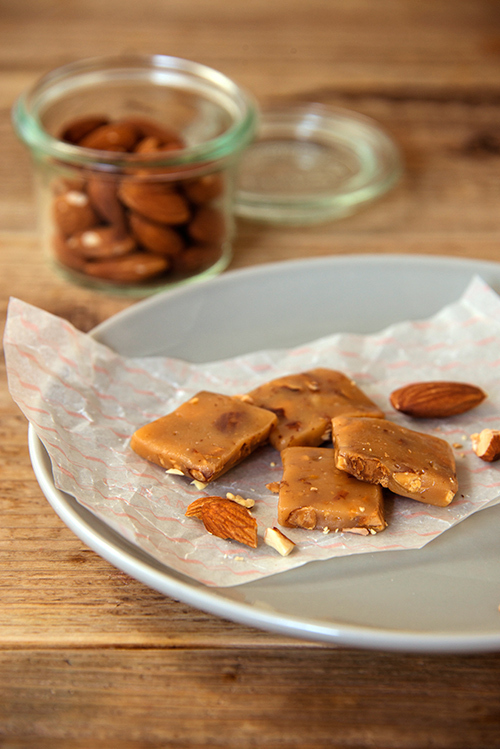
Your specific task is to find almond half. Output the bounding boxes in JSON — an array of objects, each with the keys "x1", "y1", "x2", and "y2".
[
  {"x1": 185, "y1": 496, "x2": 221, "y2": 519},
  {"x1": 390, "y1": 381, "x2": 487, "y2": 418},
  {"x1": 185, "y1": 496, "x2": 258, "y2": 548}
]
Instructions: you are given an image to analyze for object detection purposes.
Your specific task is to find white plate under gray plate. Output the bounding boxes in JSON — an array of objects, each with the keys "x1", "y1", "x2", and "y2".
[{"x1": 28, "y1": 254, "x2": 500, "y2": 653}]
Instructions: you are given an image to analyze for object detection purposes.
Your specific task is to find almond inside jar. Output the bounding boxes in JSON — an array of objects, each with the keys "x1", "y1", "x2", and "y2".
[{"x1": 52, "y1": 115, "x2": 229, "y2": 288}]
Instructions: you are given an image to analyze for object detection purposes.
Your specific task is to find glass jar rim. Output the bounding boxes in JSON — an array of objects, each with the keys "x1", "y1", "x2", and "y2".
[{"x1": 12, "y1": 53, "x2": 258, "y2": 171}]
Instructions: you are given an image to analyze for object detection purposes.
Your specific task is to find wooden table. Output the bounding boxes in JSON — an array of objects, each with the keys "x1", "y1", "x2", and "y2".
[{"x1": 2, "y1": 1, "x2": 500, "y2": 746}]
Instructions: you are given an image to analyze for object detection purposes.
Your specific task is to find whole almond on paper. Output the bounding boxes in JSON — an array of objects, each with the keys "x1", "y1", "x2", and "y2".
[{"x1": 390, "y1": 381, "x2": 487, "y2": 418}]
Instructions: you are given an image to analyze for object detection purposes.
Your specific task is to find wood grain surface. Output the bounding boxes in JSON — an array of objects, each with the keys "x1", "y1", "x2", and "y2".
[{"x1": 2, "y1": 1, "x2": 500, "y2": 747}]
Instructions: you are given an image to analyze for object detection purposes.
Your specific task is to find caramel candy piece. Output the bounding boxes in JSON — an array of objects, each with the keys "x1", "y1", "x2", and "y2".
[
  {"x1": 331, "y1": 416, "x2": 458, "y2": 507},
  {"x1": 247, "y1": 368, "x2": 384, "y2": 452},
  {"x1": 278, "y1": 447, "x2": 386, "y2": 534},
  {"x1": 131, "y1": 391, "x2": 277, "y2": 483}
]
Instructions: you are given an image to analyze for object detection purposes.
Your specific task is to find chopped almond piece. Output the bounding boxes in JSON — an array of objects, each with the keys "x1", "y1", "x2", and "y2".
[
  {"x1": 264, "y1": 527, "x2": 296, "y2": 556},
  {"x1": 471, "y1": 429, "x2": 500, "y2": 462}
]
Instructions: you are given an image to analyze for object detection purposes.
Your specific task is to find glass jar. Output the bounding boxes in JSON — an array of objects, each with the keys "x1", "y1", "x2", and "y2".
[{"x1": 13, "y1": 54, "x2": 258, "y2": 295}]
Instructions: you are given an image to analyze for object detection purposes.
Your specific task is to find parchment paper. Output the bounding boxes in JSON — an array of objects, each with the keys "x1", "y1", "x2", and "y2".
[{"x1": 4, "y1": 275, "x2": 500, "y2": 587}]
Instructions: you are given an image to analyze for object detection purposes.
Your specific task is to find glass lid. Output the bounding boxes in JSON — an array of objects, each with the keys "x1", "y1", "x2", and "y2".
[{"x1": 235, "y1": 103, "x2": 402, "y2": 225}]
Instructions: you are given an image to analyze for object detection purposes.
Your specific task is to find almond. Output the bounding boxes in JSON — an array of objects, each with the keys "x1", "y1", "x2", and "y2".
[
  {"x1": 53, "y1": 234, "x2": 87, "y2": 272},
  {"x1": 60, "y1": 115, "x2": 109, "y2": 144},
  {"x1": 121, "y1": 116, "x2": 185, "y2": 148},
  {"x1": 133, "y1": 136, "x2": 164, "y2": 154},
  {"x1": 470, "y1": 429, "x2": 500, "y2": 462},
  {"x1": 129, "y1": 212, "x2": 184, "y2": 257},
  {"x1": 51, "y1": 114, "x2": 229, "y2": 287},
  {"x1": 390, "y1": 381, "x2": 487, "y2": 418},
  {"x1": 52, "y1": 176, "x2": 87, "y2": 195},
  {"x1": 79, "y1": 122, "x2": 140, "y2": 152},
  {"x1": 84, "y1": 252, "x2": 169, "y2": 283},
  {"x1": 67, "y1": 226, "x2": 136, "y2": 259},
  {"x1": 86, "y1": 176, "x2": 127, "y2": 229},
  {"x1": 266, "y1": 481, "x2": 281, "y2": 494},
  {"x1": 173, "y1": 244, "x2": 221, "y2": 275},
  {"x1": 133, "y1": 136, "x2": 183, "y2": 155},
  {"x1": 183, "y1": 173, "x2": 225, "y2": 204},
  {"x1": 185, "y1": 496, "x2": 220, "y2": 519},
  {"x1": 185, "y1": 496, "x2": 258, "y2": 548},
  {"x1": 118, "y1": 180, "x2": 190, "y2": 225},
  {"x1": 52, "y1": 191, "x2": 98, "y2": 236},
  {"x1": 225, "y1": 492, "x2": 255, "y2": 509},
  {"x1": 188, "y1": 205, "x2": 226, "y2": 243}
]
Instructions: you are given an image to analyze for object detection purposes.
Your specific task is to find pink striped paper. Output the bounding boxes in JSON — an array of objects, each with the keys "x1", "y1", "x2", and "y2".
[{"x1": 4, "y1": 276, "x2": 500, "y2": 587}]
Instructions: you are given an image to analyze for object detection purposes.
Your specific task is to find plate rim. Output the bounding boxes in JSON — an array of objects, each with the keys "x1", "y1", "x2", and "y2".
[
  {"x1": 234, "y1": 103, "x2": 403, "y2": 224},
  {"x1": 90, "y1": 252, "x2": 500, "y2": 339},
  {"x1": 28, "y1": 253, "x2": 500, "y2": 653}
]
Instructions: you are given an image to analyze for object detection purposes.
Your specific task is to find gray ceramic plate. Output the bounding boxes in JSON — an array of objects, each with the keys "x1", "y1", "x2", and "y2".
[{"x1": 29, "y1": 254, "x2": 500, "y2": 653}]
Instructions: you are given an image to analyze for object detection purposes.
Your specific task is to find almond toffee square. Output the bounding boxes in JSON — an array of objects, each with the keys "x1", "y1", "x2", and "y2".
[
  {"x1": 278, "y1": 446, "x2": 386, "y2": 535},
  {"x1": 247, "y1": 368, "x2": 384, "y2": 452},
  {"x1": 331, "y1": 415, "x2": 458, "y2": 507},
  {"x1": 131, "y1": 390, "x2": 277, "y2": 483}
]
